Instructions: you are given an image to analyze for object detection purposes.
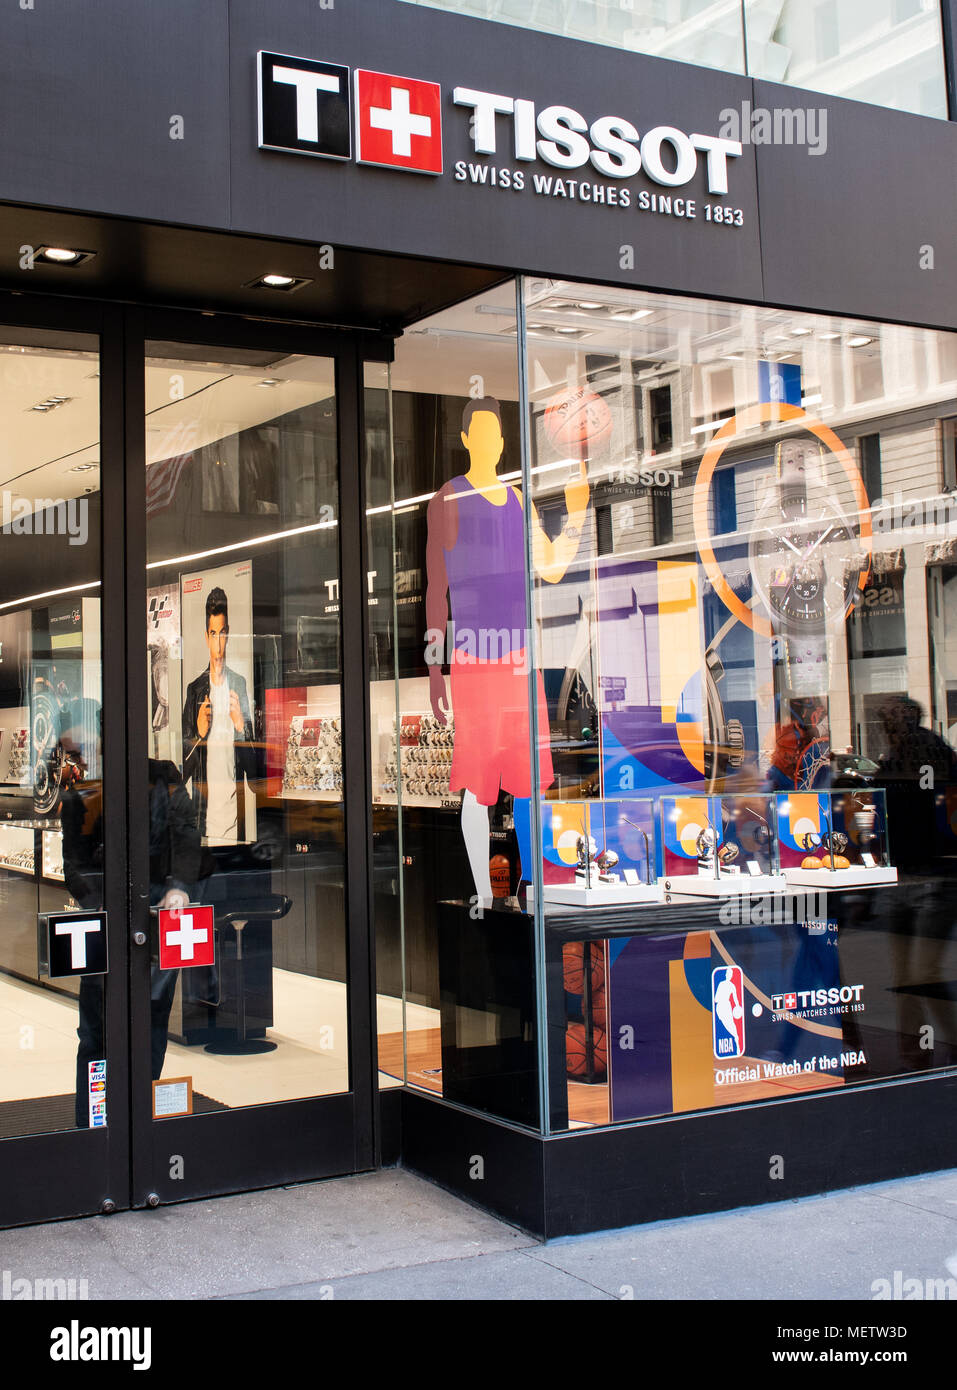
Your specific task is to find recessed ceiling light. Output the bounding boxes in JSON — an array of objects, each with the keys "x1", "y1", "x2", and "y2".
[
  {"x1": 36, "y1": 246, "x2": 96, "y2": 267},
  {"x1": 790, "y1": 326, "x2": 813, "y2": 337},
  {"x1": 848, "y1": 336, "x2": 873, "y2": 348},
  {"x1": 577, "y1": 301, "x2": 602, "y2": 310},
  {"x1": 69, "y1": 463, "x2": 97, "y2": 473},
  {"x1": 245, "y1": 273, "x2": 312, "y2": 292},
  {"x1": 258, "y1": 378, "x2": 282, "y2": 387},
  {"x1": 610, "y1": 309, "x2": 653, "y2": 322},
  {"x1": 819, "y1": 332, "x2": 841, "y2": 341}
]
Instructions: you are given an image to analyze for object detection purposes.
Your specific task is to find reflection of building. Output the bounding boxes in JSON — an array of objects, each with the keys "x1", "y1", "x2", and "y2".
[{"x1": 522, "y1": 289, "x2": 957, "y2": 776}]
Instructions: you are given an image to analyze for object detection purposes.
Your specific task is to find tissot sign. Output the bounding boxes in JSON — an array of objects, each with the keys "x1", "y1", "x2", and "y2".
[{"x1": 257, "y1": 50, "x2": 744, "y2": 220}]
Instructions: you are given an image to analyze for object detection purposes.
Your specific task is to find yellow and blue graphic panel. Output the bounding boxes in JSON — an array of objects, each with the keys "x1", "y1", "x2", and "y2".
[
  {"x1": 607, "y1": 922, "x2": 852, "y2": 1121},
  {"x1": 597, "y1": 559, "x2": 707, "y2": 798},
  {"x1": 660, "y1": 794, "x2": 722, "y2": 877}
]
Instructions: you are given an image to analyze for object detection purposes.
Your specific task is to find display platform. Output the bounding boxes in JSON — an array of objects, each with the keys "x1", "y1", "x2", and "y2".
[
  {"x1": 783, "y1": 865, "x2": 899, "y2": 888},
  {"x1": 532, "y1": 880, "x2": 665, "y2": 908},
  {"x1": 662, "y1": 872, "x2": 787, "y2": 897}
]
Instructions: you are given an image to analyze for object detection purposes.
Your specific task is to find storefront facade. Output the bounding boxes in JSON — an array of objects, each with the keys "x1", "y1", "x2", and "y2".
[{"x1": 0, "y1": 0, "x2": 955, "y2": 1236}]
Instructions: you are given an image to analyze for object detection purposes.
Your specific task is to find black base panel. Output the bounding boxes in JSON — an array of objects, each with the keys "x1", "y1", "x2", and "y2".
[
  {"x1": 400, "y1": 1089, "x2": 545, "y2": 1234},
  {"x1": 401, "y1": 1070, "x2": 957, "y2": 1238},
  {"x1": 143, "y1": 1092, "x2": 359, "y2": 1206},
  {"x1": 0, "y1": 1127, "x2": 113, "y2": 1227},
  {"x1": 378, "y1": 1086, "x2": 402, "y2": 1167}
]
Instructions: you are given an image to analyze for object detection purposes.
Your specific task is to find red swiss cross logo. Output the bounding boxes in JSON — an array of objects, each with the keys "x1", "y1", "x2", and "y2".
[
  {"x1": 354, "y1": 69, "x2": 442, "y2": 175},
  {"x1": 158, "y1": 905, "x2": 215, "y2": 970}
]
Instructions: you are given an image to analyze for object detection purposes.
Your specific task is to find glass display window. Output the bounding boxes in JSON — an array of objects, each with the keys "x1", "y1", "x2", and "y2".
[{"x1": 375, "y1": 274, "x2": 957, "y2": 1137}]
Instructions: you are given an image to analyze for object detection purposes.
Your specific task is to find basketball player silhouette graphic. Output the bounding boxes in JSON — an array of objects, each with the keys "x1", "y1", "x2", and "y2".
[{"x1": 426, "y1": 396, "x2": 589, "y2": 902}]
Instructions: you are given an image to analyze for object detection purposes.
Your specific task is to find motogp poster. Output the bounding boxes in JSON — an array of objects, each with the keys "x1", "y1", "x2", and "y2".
[{"x1": 607, "y1": 920, "x2": 867, "y2": 1121}]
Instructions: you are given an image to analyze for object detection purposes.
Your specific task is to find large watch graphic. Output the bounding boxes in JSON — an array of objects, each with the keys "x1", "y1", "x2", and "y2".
[
  {"x1": 693, "y1": 404, "x2": 873, "y2": 643},
  {"x1": 748, "y1": 438, "x2": 867, "y2": 634}
]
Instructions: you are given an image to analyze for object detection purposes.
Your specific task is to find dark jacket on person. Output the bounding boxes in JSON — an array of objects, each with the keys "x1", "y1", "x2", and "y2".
[{"x1": 182, "y1": 667, "x2": 255, "y2": 837}]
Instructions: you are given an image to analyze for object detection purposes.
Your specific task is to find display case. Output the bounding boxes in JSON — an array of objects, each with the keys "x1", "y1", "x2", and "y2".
[
  {"x1": 537, "y1": 797, "x2": 662, "y2": 906},
  {"x1": 660, "y1": 794, "x2": 785, "y2": 897},
  {"x1": 776, "y1": 789, "x2": 897, "y2": 887}
]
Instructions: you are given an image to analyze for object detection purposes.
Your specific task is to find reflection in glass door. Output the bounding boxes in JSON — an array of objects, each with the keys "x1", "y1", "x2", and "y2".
[
  {"x1": 0, "y1": 328, "x2": 105, "y2": 1139},
  {"x1": 141, "y1": 343, "x2": 348, "y2": 1123}
]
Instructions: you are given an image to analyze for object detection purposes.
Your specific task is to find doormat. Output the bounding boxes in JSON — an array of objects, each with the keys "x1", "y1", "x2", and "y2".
[{"x1": 0, "y1": 1090, "x2": 228, "y2": 1139}]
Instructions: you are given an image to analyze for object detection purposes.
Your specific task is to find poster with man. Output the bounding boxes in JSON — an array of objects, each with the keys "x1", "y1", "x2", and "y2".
[{"x1": 180, "y1": 560, "x2": 256, "y2": 845}]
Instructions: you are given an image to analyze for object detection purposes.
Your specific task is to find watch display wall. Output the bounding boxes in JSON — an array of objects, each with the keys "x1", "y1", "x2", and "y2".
[
  {"x1": 282, "y1": 713, "x2": 343, "y2": 800},
  {"x1": 660, "y1": 793, "x2": 785, "y2": 897},
  {"x1": 776, "y1": 789, "x2": 896, "y2": 886},
  {"x1": 371, "y1": 676, "x2": 459, "y2": 809},
  {"x1": 537, "y1": 796, "x2": 662, "y2": 906},
  {"x1": 0, "y1": 822, "x2": 35, "y2": 876}
]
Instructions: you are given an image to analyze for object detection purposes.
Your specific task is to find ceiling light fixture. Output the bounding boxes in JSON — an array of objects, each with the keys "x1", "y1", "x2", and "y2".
[
  {"x1": 35, "y1": 246, "x2": 96, "y2": 267},
  {"x1": 245, "y1": 274, "x2": 312, "y2": 292},
  {"x1": 848, "y1": 336, "x2": 873, "y2": 348}
]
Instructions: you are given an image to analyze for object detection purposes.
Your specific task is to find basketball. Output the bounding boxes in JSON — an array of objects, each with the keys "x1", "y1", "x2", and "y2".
[
  {"x1": 563, "y1": 942, "x2": 584, "y2": 994},
  {"x1": 566, "y1": 1022, "x2": 587, "y2": 1076},
  {"x1": 733, "y1": 1006, "x2": 743, "y2": 1020},
  {"x1": 830, "y1": 854, "x2": 851, "y2": 870},
  {"x1": 489, "y1": 854, "x2": 510, "y2": 898},
  {"x1": 565, "y1": 1022, "x2": 607, "y2": 1077},
  {"x1": 543, "y1": 385, "x2": 613, "y2": 455},
  {"x1": 801, "y1": 855, "x2": 822, "y2": 869}
]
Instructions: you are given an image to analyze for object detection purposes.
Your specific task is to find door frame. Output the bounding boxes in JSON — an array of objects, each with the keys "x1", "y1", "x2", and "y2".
[
  {"x1": 0, "y1": 293, "x2": 129, "y2": 1224},
  {"x1": 126, "y1": 307, "x2": 392, "y2": 1207},
  {"x1": 0, "y1": 292, "x2": 391, "y2": 1224}
]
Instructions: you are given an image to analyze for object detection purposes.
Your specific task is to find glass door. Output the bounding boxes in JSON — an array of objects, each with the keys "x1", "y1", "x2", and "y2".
[
  {"x1": 0, "y1": 312, "x2": 131, "y2": 1226},
  {"x1": 131, "y1": 325, "x2": 374, "y2": 1203}
]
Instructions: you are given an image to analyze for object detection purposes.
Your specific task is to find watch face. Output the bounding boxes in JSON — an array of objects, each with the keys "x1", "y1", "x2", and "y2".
[{"x1": 750, "y1": 490, "x2": 858, "y2": 630}]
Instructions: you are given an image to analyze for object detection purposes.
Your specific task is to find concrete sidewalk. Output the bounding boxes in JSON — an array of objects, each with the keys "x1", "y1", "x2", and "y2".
[{"x1": 2, "y1": 1167, "x2": 956, "y2": 1301}]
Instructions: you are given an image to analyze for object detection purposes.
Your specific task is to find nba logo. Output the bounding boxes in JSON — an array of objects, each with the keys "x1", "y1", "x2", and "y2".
[{"x1": 712, "y1": 966, "x2": 746, "y2": 1059}]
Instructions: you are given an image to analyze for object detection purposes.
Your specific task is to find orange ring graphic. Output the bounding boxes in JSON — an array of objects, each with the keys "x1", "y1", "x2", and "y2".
[{"x1": 692, "y1": 403, "x2": 873, "y2": 639}]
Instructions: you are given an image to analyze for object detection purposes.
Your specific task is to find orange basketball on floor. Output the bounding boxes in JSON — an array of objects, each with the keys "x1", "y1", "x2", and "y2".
[
  {"x1": 566, "y1": 1023, "x2": 588, "y2": 1076},
  {"x1": 543, "y1": 385, "x2": 613, "y2": 455},
  {"x1": 565, "y1": 1022, "x2": 607, "y2": 1077}
]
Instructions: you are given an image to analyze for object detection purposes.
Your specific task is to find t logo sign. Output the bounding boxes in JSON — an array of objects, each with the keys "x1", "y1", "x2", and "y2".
[
  {"x1": 258, "y1": 51, "x2": 351, "y2": 160},
  {"x1": 355, "y1": 70, "x2": 443, "y2": 175}
]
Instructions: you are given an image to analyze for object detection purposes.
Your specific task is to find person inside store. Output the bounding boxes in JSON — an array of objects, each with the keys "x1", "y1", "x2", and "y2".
[
  {"x1": 876, "y1": 695, "x2": 957, "y2": 872},
  {"x1": 182, "y1": 586, "x2": 256, "y2": 844},
  {"x1": 71, "y1": 737, "x2": 212, "y2": 1125}
]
